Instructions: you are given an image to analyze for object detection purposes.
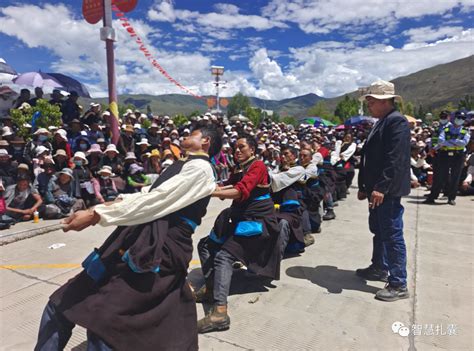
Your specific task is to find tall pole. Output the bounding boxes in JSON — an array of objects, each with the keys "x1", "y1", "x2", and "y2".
[
  {"x1": 102, "y1": 0, "x2": 119, "y2": 144},
  {"x1": 215, "y1": 73, "x2": 220, "y2": 114}
]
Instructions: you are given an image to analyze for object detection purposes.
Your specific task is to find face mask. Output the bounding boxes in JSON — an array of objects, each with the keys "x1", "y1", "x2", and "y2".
[
  {"x1": 38, "y1": 135, "x2": 48, "y2": 142},
  {"x1": 79, "y1": 144, "x2": 88, "y2": 150},
  {"x1": 439, "y1": 118, "x2": 448, "y2": 124},
  {"x1": 101, "y1": 175, "x2": 110, "y2": 180},
  {"x1": 454, "y1": 118, "x2": 464, "y2": 126},
  {"x1": 13, "y1": 146, "x2": 23, "y2": 152},
  {"x1": 74, "y1": 160, "x2": 83, "y2": 167}
]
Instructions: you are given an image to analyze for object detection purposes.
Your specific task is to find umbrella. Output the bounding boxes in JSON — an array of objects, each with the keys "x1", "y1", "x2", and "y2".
[
  {"x1": 0, "y1": 60, "x2": 17, "y2": 76},
  {"x1": 344, "y1": 115, "x2": 376, "y2": 126},
  {"x1": 47, "y1": 73, "x2": 91, "y2": 98},
  {"x1": 405, "y1": 115, "x2": 417, "y2": 124},
  {"x1": 335, "y1": 124, "x2": 347, "y2": 130},
  {"x1": 230, "y1": 114, "x2": 249, "y2": 122},
  {"x1": 12, "y1": 71, "x2": 63, "y2": 89},
  {"x1": 303, "y1": 116, "x2": 336, "y2": 127}
]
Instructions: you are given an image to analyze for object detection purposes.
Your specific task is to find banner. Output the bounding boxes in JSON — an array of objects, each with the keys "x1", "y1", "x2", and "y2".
[{"x1": 112, "y1": 6, "x2": 203, "y2": 100}]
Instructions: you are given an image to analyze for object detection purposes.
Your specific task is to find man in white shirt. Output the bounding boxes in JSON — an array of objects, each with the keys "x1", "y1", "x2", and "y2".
[{"x1": 34, "y1": 126, "x2": 222, "y2": 351}]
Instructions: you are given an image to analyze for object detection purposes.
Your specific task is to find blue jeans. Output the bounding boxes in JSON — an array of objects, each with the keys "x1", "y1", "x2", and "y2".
[
  {"x1": 35, "y1": 301, "x2": 112, "y2": 351},
  {"x1": 368, "y1": 196, "x2": 407, "y2": 287}
]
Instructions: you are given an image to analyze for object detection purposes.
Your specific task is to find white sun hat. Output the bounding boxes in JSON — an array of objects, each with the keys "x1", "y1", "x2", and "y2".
[{"x1": 359, "y1": 80, "x2": 402, "y2": 102}]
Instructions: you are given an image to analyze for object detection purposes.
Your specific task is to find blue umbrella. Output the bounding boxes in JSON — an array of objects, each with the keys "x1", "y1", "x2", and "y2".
[
  {"x1": 46, "y1": 73, "x2": 91, "y2": 98},
  {"x1": 344, "y1": 115, "x2": 375, "y2": 126}
]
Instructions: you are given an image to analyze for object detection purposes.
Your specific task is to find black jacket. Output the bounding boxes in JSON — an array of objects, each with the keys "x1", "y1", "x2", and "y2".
[{"x1": 358, "y1": 109, "x2": 411, "y2": 197}]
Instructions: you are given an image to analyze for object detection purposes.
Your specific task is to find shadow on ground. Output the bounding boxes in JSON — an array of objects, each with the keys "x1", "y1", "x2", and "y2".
[{"x1": 286, "y1": 265, "x2": 380, "y2": 294}]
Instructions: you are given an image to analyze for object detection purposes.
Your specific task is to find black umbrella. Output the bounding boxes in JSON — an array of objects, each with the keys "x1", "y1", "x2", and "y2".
[{"x1": 46, "y1": 73, "x2": 91, "y2": 98}]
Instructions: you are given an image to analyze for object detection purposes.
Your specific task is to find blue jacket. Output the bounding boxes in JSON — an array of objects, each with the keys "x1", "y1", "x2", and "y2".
[{"x1": 358, "y1": 109, "x2": 411, "y2": 197}]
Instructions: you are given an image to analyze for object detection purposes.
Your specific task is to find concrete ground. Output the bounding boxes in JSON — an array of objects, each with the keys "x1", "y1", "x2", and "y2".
[{"x1": 0, "y1": 188, "x2": 472, "y2": 350}]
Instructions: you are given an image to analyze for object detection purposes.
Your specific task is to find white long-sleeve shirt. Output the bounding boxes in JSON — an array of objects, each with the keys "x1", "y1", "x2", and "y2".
[
  {"x1": 269, "y1": 165, "x2": 306, "y2": 193},
  {"x1": 94, "y1": 158, "x2": 216, "y2": 226}
]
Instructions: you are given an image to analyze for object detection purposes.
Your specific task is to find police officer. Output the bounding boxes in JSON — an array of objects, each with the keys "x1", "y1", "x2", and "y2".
[{"x1": 424, "y1": 111, "x2": 470, "y2": 205}]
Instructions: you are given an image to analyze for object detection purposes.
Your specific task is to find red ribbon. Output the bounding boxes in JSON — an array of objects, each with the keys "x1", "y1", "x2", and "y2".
[{"x1": 112, "y1": 6, "x2": 203, "y2": 100}]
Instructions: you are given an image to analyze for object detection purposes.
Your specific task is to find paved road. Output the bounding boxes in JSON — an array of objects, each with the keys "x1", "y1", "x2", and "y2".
[{"x1": 1, "y1": 189, "x2": 472, "y2": 350}]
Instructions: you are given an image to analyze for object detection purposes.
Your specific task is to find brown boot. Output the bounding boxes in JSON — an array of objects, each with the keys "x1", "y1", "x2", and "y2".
[
  {"x1": 197, "y1": 305, "x2": 230, "y2": 333},
  {"x1": 194, "y1": 284, "x2": 213, "y2": 304}
]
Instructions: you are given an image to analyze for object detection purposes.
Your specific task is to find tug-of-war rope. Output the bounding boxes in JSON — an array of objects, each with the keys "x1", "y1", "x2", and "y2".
[{"x1": 112, "y1": 5, "x2": 203, "y2": 100}]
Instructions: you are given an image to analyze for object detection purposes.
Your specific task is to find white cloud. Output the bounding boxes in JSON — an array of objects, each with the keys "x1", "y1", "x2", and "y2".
[
  {"x1": 402, "y1": 26, "x2": 465, "y2": 42},
  {"x1": 262, "y1": 0, "x2": 473, "y2": 35},
  {"x1": 148, "y1": 0, "x2": 287, "y2": 34}
]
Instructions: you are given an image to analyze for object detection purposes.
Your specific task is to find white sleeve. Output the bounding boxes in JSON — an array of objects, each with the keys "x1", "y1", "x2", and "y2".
[
  {"x1": 270, "y1": 166, "x2": 306, "y2": 192},
  {"x1": 340, "y1": 143, "x2": 356, "y2": 161},
  {"x1": 95, "y1": 159, "x2": 216, "y2": 226},
  {"x1": 464, "y1": 165, "x2": 473, "y2": 183},
  {"x1": 304, "y1": 163, "x2": 318, "y2": 179},
  {"x1": 312, "y1": 152, "x2": 323, "y2": 165}
]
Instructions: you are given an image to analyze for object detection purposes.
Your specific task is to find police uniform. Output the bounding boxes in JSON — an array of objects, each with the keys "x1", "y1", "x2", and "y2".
[{"x1": 427, "y1": 124, "x2": 470, "y2": 203}]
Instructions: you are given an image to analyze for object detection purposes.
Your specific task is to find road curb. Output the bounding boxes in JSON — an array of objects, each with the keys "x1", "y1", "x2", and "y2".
[{"x1": 0, "y1": 223, "x2": 63, "y2": 246}]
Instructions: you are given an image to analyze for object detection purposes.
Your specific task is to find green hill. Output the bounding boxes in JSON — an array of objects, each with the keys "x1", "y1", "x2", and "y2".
[{"x1": 80, "y1": 55, "x2": 473, "y2": 117}]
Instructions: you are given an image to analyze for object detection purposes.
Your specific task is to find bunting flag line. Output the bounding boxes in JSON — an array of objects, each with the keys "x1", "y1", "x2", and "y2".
[{"x1": 112, "y1": 5, "x2": 203, "y2": 100}]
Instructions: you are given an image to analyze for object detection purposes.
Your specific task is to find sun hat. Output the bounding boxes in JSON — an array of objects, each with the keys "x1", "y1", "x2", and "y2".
[
  {"x1": 105, "y1": 144, "x2": 118, "y2": 154},
  {"x1": 98, "y1": 165, "x2": 115, "y2": 176},
  {"x1": 10, "y1": 136, "x2": 26, "y2": 144},
  {"x1": 124, "y1": 152, "x2": 137, "y2": 160},
  {"x1": 54, "y1": 129, "x2": 68, "y2": 142},
  {"x1": 359, "y1": 80, "x2": 402, "y2": 102},
  {"x1": 59, "y1": 168, "x2": 74, "y2": 178},
  {"x1": 33, "y1": 128, "x2": 50, "y2": 135},
  {"x1": 124, "y1": 125, "x2": 134, "y2": 133},
  {"x1": 2, "y1": 126, "x2": 13, "y2": 137},
  {"x1": 35, "y1": 145, "x2": 50, "y2": 156},
  {"x1": 17, "y1": 163, "x2": 29, "y2": 171},
  {"x1": 54, "y1": 149, "x2": 67, "y2": 157},
  {"x1": 137, "y1": 138, "x2": 150, "y2": 146},
  {"x1": 149, "y1": 149, "x2": 160, "y2": 158},
  {"x1": 0, "y1": 149, "x2": 11, "y2": 158},
  {"x1": 87, "y1": 144, "x2": 103, "y2": 154},
  {"x1": 129, "y1": 163, "x2": 144, "y2": 175},
  {"x1": 72, "y1": 151, "x2": 88, "y2": 164}
]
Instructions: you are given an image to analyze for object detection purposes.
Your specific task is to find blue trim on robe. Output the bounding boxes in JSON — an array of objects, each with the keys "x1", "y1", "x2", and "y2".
[
  {"x1": 122, "y1": 250, "x2": 160, "y2": 273},
  {"x1": 254, "y1": 194, "x2": 270, "y2": 201},
  {"x1": 280, "y1": 200, "x2": 301, "y2": 212},
  {"x1": 209, "y1": 229, "x2": 227, "y2": 244},
  {"x1": 179, "y1": 216, "x2": 198, "y2": 231},
  {"x1": 234, "y1": 221, "x2": 263, "y2": 236},
  {"x1": 82, "y1": 250, "x2": 106, "y2": 283}
]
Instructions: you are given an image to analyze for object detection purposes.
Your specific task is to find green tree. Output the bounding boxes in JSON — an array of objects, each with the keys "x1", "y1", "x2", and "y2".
[
  {"x1": 307, "y1": 101, "x2": 338, "y2": 123},
  {"x1": 9, "y1": 99, "x2": 62, "y2": 140},
  {"x1": 403, "y1": 101, "x2": 415, "y2": 116},
  {"x1": 187, "y1": 110, "x2": 202, "y2": 118},
  {"x1": 334, "y1": 95, "x2": 359, "y2": 121},
  {"x1": 118, "y1": 103, "x2": 136, "y2": 117},
  {"x1": 245, "y1": 106, "x2": 262, "y2": 126},
  {"x1": 458, "y1": 95, "x2": 474, "y2": 110},
  {"x1": 227, "y1": 92, "x2": 251, "y2": 117},
  {"x1": 432, "y1": 102, "x2": 456, "y2": 120},
  {"x1": 172, "y1": 114, "x2": 189, "y2": 127},
  {"x1": 281, "y1": 116, "x2": 298, "y2": 126}
]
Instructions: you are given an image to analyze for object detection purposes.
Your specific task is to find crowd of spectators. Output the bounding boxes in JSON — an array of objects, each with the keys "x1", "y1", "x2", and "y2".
[{"x1": 0, "y1": 88, "x2": 473, "y2": 230}]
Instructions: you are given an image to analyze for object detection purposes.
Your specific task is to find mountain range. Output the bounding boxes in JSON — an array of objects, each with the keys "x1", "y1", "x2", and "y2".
[{"x1": 81, "y1": 55, "x2": 473, "y2": 117}]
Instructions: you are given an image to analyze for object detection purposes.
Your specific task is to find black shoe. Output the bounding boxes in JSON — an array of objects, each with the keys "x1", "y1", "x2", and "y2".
[
  {"x1": 356, "y1": 265, "x2": 388, "y2": 282},
  {"x1": 447, "y1": 200, "x2": 456, "y2": 206},
  {"x1": 314, "y1": 227, "x2": 322, "y2": 234},
  {"x1": 375, "y1": 284, "x2": 409, "y2": 302},
  {"x1": 197, "y1": 307, "x2": 230, "y2": 333},
  {"x1": 322, "y1": 209, "x2": 336, "y2": 220},
  {"x1": 422, "y1": 198, "x2": 435, "y2": 204},
  {"x1": 333, "y1": 202, "x2": 339, "y2": 207}
]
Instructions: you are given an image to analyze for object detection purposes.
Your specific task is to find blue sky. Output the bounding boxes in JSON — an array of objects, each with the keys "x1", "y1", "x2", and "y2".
[{"x1": 1, "y1": 0, "x2": 473, "y2": 100}]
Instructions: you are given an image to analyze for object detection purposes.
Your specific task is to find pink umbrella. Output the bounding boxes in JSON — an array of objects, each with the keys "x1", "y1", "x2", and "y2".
[
  {"x1": 335, "y1": 124, "x2": 347, "y2": 130},
  {"x1": 12, "y1": 71, "x2": 63, "y2": 88}
]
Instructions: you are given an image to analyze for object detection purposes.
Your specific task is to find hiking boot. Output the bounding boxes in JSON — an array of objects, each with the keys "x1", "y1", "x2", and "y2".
[
  {"x1": 422, "y1": 198, "x2": 435, "y2": 204},
  {"x1": 323, "y1": 209, "x2": 336, "y2": 220},
  {"x1": 447, "y1": 200, "x2": 456, "y2": 206},
  {"x1": 375, "y1": 284, "x2": 409, "y2": 302},
  {"x1": 197, "y1": 305, "x2": 230, "y2": 333},
  {"x1": 313, "y1": 227, "x2": 322, "y2": 234},
  {"x1": 304, "y1": 234, "x2": 315, "y2": 247},
  {"x1": 356, "y1": 265, "x2": 388, "y2": 282},
  {"x1": 195, "y1": 285, "x2": 213, "y2": 304}
]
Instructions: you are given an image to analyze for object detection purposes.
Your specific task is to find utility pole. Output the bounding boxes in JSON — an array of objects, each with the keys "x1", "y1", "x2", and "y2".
[{"x1": 211, "y1": 66, "x2": 225, "y2": 114}]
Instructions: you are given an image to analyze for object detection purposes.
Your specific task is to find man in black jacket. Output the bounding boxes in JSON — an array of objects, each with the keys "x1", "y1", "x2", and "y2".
[{"x1": 356, "y1": 80, "x2": 411, "y2": 302}]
